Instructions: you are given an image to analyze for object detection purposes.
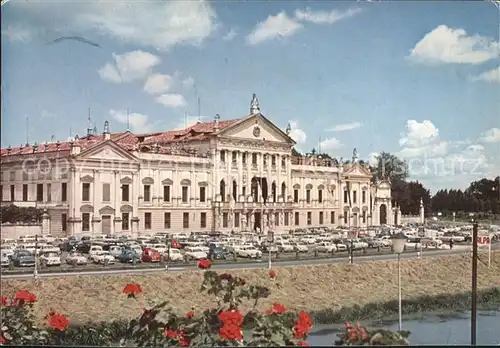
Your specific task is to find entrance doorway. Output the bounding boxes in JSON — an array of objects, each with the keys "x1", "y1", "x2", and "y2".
[
  {"x1": 253, "y1": 212, "x2": 262, "y2": 231},
  {"x1": 101, "y1": 215, "x2": 111, "y2": 234},
  {"x1": 379, "y1": 204, "x2": 387, "y2": 225}
]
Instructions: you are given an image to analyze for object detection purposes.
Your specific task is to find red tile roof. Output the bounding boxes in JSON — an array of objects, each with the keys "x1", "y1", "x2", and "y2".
[{"x1": 0, "y1": 118, "x2": 241, "y2": 158}]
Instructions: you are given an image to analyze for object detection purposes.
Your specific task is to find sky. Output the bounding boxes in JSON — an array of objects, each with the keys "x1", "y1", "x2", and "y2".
[{"x1": 1, "y1": 0, "x2": 499, "y2": 193}]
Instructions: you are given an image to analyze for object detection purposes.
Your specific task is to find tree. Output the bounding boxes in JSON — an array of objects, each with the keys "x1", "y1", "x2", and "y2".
[{"x1": 370, "y1": 152, "x2": 409, "y2": 184}]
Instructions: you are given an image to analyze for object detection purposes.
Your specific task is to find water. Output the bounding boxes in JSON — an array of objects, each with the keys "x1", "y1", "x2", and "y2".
[{"x1": 308, "y1": 311, "x2": 500, "y2": 345}]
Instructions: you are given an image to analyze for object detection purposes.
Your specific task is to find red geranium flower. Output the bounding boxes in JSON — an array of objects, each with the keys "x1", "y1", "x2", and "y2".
[
  {"x1": 47, "y1": 312, "x2": 69, "y2": 331},
  {"x1": 298, "y1": 341, "x2": 309, "y2": 346},
  {"x1": 198, "y1": 259, "x2": 212, "y2": 269},
  {"x1": 265, "y1": 302, "x2": 287, "y2": 315},
  {"x1": 14, "y1": 290, "x2": 36, "y2": 304},
  {"x1": 165, "y1": 329, "x2": 180, "y2": 339},
  {"x1": 0, "y1": 334, "x2": 6, "y2": 344},
  {"x1": 1, "y1": 296, "x2": 8, "y2": 306},
  {"x1": 186, "y1": 311, "x2": 195, "y2": 319},
  {"x1": 293, "y1": 312, "x2": 313, "y2": 339},
  {"x1": 219, "y1": 323, "x2": 244, "y2": 341},
  {"x1": 122, "y1": 283, "x2": 142, "y2": 297},
  {"x1": 219, "y1": 310, "x2": 244, "y2": 326},
  {"x1": 179, "y1": 332, "x2": 190, "y2": 347},
  {"x1": 268, "y1": 269, "x2": 276, "y2": 278}
]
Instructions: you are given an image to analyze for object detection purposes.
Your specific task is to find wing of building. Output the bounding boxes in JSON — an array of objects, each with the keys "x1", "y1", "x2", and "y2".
[{"x1": 0, "y1": 94, "x2": 397, "y2": 237}]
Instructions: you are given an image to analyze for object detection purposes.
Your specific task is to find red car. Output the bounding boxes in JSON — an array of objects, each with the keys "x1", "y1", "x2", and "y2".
[{"x1": 141, "y1": 248, "x2": 161, "y2": 263}]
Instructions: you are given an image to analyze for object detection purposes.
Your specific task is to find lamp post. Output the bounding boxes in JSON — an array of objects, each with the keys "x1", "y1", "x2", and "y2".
[
  {"x1": 391, "y1": 232, "x2": 407, "y2": 332},
  {"x1": 471, "y1": 222, "x2": 478, "y2": 346},
  {"x1": 267, "y1": 231, "x2": 274, "y2": 270},
  {"x1": 33, "y1": 234, "x2": 39, "y2": 280}
]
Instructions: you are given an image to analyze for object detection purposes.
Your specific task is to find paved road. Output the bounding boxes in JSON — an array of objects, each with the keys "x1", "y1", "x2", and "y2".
[{"x1": 2, "y1": 247, "x2": 491, "y2": 280}]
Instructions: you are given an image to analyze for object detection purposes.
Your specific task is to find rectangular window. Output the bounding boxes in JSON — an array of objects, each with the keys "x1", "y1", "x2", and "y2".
[
  {"x1": 163, "y1": 185, "x2": 171, "y2": 202},
  {"x1": 143, "y1": 185, "x2": 151, "y2": 202},
  {"x1": 319, "y1": 212, "x2": 324, "y2": 225},
  {"x1": 344, "y1": 214, "x2": 348, "y2": 224},
  {"x1": 182, "y1": 186, "x2": 188, "y2": 203},
  {"x1": 362, "y1": 191, "x2": 366, "y2": 204},
  {"x1": 274, "y1": 212, "x2": 279, "y2": 226},
  {"x1": 271, "y1": 155, "x2": 276, "y2": 166},
  {"x1": 121, "y1": 184, "x2": 130, "y2": 202},
  {"x1": 223, "y1": 212, "x2": 228, "y2": 228},
  {"x1": 62, "y1": 213, "x2": 67, "y2": 232},
  {"x1": 61, "y1": 183, "x2": 67, "y2": 202},
  {"x1": 353, "y1": 191, "x2": 357, "y2": 204},
  {"x1": 234, "y1": 213, "x2": 240, "y2": 228},
  {"x1": 183, "y1": 212, "x2": 189, "y2": 229},
  {"x1": 200, "y1": 212, "x2": 207, "y2": 228},
  {"x1": 242, "y1": 186, "x2": 246, "y2": 198},
  {"x1": 122, "y1": 213, "x2": 129, "y2": 231},
  {"x1": 10, "y1": 185, "x2": 15, "y2": 201},
  {"x1": 102, "y1": 183, "x2": 111, "y2": 202},
  {"x1": 306, "y1": 190, "x2": 311, "y2": 203},
  {"x1": 144, "y1": 212, "x2": 152, "y2": 229},
  {"x1": 307, "y1": 212, "x2": 312, "y2": 225},
  {"x1": 220, "y1": 150, "x2": 225, "y2": 162},
  {"x1": 199, "y1": 187, "x2": 206, "y2": 202},
  {"x1": 281, "y1": 156, "x2": 286, "y2": 167},
  {"x1": 284, "y1": 212, "x2": 289, "y2": 226},
  {"x1": 82, "y1": 183, "x2": 90, "y2": 202},
  {"x1": 82, "y1": 213, "x2": 90, "y2": 232},
  {"x1": 330, "y1": 211, "x2": 335, "y2": 224},
  {"x1": 242, "y1": 153, "x2": 247, "y2": 165},
  {"x1": 232, "y1": 151, "x2": 237, "y2": 163},
  {"x1": 318, "y1": 190, "x2": 323, "y2": 203},
  {"x1": 164, "y1": 212, "x2": 171, "y2": 229},
  {"x1": 294, "y1": 189, "x2": 299, "y2": 203},
  {"x1": 294, "y1": 212, "x2": 300, "y2": 226},
  {"x1": 22, "y1": 184, "x2": 28, "y2": 201},
  {"x1": 36, "y1": 183, "x2": 43, "y2": 202},
  {"x1": 362, "y1": 210, "x2": 366, "y2": 223},
  {"x1": 252, "y1": 153, "x2": 258, "y2": 165},
  {"x1": 263, "y1": 155, "x2": 267, "y2": 166},
  {"x1": 343, "y1": 190, "x2": 348, "y2": 204},
  {"x1": 46, "y1": 183, "x2": 51, "y2": 202}
]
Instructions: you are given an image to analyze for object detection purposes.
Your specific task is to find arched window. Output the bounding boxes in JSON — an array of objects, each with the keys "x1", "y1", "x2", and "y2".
[
  {"x1": 232, "y1": 180, "x2": 237, "y2": 201},
  {"x1": 271, "y1": 181, "x2": 277, "y2": 202},
  {"x1": 220, "y1": 180, "x2": 226, "y2": 202},
  {"x1": 281, "y1": 182, "x2": 286, "y2": 200}
]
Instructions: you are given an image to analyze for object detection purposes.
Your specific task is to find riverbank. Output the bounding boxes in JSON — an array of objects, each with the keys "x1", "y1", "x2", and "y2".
[{"x1": 1, "y1": 252, "x2": 499, "y2": 326}]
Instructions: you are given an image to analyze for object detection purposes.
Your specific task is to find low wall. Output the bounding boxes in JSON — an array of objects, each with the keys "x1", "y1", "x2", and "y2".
[
  {"x1": 0, "y1": 224, "x2": 42, "y2": 239},
  {"x1": 2, "y1": 253, "x2": 500, "y2": 325}
]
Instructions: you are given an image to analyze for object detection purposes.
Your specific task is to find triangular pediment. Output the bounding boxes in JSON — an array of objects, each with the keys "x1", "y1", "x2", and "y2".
[
  {"x1": 78, "y1": 141, "x2": 137, "y2": 162},
  {"x1": 218, "y1": 114, "x2": 295, "y2": 145},
  {"x1": 344, "y1": 163, "x2": 371, "y2": 177}
]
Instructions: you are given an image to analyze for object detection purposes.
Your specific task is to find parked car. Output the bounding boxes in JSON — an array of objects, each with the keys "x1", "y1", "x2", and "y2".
[
  {"x1": 237, "y1": 245, "x2": 262, "y2": 258},
  {"x1": 109, "y1": 245, "x2": 123, "y2": 258},
  {"x1": 118, "y1": 249, "x2": 142, "y2": 263},
  {"x1": 142, "y1": 248, "x2": 162, "y2": 263},
  {"x1": 184, "y1": 247, "x2": 208, "y2": 260},
  {"x1": 1, "y1": 253, "x2": 10, "y2": 267},
  {"x1": 316, "y1": 242, "x2": 337, "y2": 253},
  {"x1": 91, "y1": 251, "x2": 115, "y2": 264},
  {"x1": 164, "y1": 248, "x2": 183, "y2": 262},
  {"x1": 40, "y1": 252, "x2": 61, "y2": 266},
  {"x1": 11, "y1": 250, "x2": 35, "y2": 267},
  {"x1": 290, "y1": 242, "x2": 308, "y2": 253},
  {"x1": 334, "y1": 240, "x2": 348, "y2": 252},
  {"x1": 275, "y1": 241, "x2": 294, "y2": 253},
  {"x1": 66, "y1": 252, "x2": 88, "y2": 265},
  {"x1": 208, "y1": 246, "x2": 229, "y2": 260}
]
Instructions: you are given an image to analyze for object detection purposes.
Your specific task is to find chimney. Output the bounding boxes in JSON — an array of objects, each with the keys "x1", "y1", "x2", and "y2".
[
  {"x1": 103, "y1": 120, "x2": 111, "y2": 140},
  {"x1": 214, "y1": 114, "x2": 220, "y2": 132},
  {"x1": 70, "y1": 139, "x2": 81, "y2": 156}
]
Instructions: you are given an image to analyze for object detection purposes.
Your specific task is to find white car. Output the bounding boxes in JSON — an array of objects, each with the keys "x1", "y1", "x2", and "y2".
[
  {"x1": 334, "y1": 242, "x2": 348, "y2": 252},
  {"x1": 152, "y1": 244, "x2": 167, "y2": 254},
  {"x1": 275, "y1": 241, "x2": 295, "y2": 252},
  {"x1": 351, "y1": 239, "x2": 369, "y2": 250},
  {"x1": 66, "y1": 252, "x2": 88, "y2": 265},
  {"x1": 300, "y1": 237, "x2": 317, "y2": 245},
  {"x1": 92, "y1": 251, "x2": 115, "y2": 264},
  {"x1": 1, "y1": 253, "x2": 10, "y2": 267},
  {"x1": 237, "y1": 246, "x2": 262, "y2": 258},
  {"x1": 109, "y1": 245, "x2": 124, "y2": 258},
  {"x1": 88, "y1": 245, "x2": 104, "y2": 258},
  {"x1": 184, "y1": 247, "x2": 208, "y2": 260},
  {"x1": 165, "y1": 248, "x2": 183, "y2": 261},
  {"x1": 39, "y1": 245, "x2": 60, "y2": 254},
  {"x1": 40, "y1": 252, "x2": 61, "y2": 266},
  {"x1": 291, "y1": 242, "x2": 308, "y2": 252},
  {"x1": 316, "y1": 242, "x2": 337, "y2": 253}
]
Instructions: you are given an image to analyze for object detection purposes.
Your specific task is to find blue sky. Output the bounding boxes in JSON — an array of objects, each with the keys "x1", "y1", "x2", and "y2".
[{"x1": 1, "y1": 0, "x2": 499, "y2": 192}]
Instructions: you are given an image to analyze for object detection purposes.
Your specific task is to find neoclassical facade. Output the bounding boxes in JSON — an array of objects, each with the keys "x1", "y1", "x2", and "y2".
[{"x1": 0, "y1": 94, "x2": 395, "y2": 236}]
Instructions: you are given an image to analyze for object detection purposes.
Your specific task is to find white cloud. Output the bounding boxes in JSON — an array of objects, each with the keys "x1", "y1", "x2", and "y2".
[
  {"x1": 109, "y1": 109, "x2": 152, "y2": 134},
  {"x1": 408, "y1": 25, "x2": 499, "y2": 65},
  {"x1": 143, "y1": 74, "x2": 173, "y2": 95},
  {"x1": 479, "y1": 128, "x2": 500, "y2": 143},
  {"x1": 182, "y1": 76, "x2": 196, "y2": 89},
  {"x1": 2, "y1": 1, "x2": 218, "y2": 51},
  {"x1": 328, "y1": 122, "x2": 362, "y2": 132},
  {"x1": 288, "y1": 120, "x2": 307, "y2": 144},
  {"x1": 98, "y1": 50, "x2": 160, "y2": 84},
  {"x1": 399, "y1": 120, "x2": 441, "y2": 149},
  {"x1": 294, "y1": 7, "x2": 363, "y2": 24},
  {"x1": 368, "y1": 152, "x2": 379, "y2": 167},
  {"x1": 473, "y1": 66, "x2": 500, "y2": 84},
  {"x1": 319, "y1": 137, "x2": 343, "y2": 152},
  {"x1": 246, "y1": 12, "x2": 303, "y2": 45},
  {"x1": 156, "y1": 93, "x2": 188, "y2": 108},
  {"x1": 223, "y1": 28, "x2": 238, "y2": 41}
]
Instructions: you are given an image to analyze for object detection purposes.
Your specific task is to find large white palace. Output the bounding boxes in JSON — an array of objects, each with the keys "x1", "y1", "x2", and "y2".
[{"x1": 0, "y1": 95, "x2": 397, "y2": 237}]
